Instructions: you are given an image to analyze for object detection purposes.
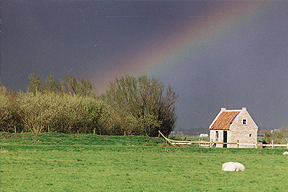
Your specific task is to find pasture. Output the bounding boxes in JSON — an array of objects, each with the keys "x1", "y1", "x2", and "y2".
[{"x1": 1, "y1": 133, "x2": 288, "y2": 191}]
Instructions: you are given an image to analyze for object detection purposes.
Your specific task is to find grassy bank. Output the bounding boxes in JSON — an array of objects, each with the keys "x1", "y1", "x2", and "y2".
[
  {"x1": 1, "y1": 133, "x2": 288, "y2": 191},
  {"x1": 0, "y1": 132, "x2": 164, "y2": 146}
]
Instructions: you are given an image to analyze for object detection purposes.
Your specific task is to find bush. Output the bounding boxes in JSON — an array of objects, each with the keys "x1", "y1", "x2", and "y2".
[
  {"x1": 18, "y1": 92, "x2": 109, "y2": 134},
  {"x1": 0, "y1": 86, "x2": 24, "y2": 132},
  {"x1": 1, "y1": 74, "x2": 179, "y2": 136},
  {"x1": 101, "y1": 75, "x2": 178, "y2": 137},
  {"x1": 264, "y1": 132, "x2": 286, "y2": 144}
]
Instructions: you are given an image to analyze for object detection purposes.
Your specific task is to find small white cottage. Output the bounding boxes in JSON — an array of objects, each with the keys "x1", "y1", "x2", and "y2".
[{"x1": 209, "y1": 107, "x2": 258, "y2": 148}]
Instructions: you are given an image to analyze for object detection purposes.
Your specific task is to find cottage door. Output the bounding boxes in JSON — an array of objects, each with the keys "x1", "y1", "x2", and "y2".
[{"x1": 223, "y1": 131, "x2": 227, "y2": 148}]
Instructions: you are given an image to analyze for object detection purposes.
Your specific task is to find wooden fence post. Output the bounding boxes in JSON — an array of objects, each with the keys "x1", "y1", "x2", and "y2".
[
  {"x1": 272, "y1": 140, "x2": 273, "y2": 149},
  {"x1": 237, "y1": 140, "x2": 239, "y2": 148}
]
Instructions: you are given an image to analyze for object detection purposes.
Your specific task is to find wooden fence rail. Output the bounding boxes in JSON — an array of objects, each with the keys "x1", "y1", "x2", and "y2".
[
  {"x1": 158, "y1": 131, "x2": 288, "y2": 148},
  {"x1": 262, "y1": 144, "x2": 288, "y2": 149}
]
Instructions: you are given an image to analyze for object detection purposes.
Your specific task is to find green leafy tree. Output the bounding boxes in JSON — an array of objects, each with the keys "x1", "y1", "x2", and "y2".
[
  {"x1": 28, "y1": 73, "x2": 95, "y2": 97},
  {"x1": 28, "y1": 73, "x2": 43, "y2": 94},
  {"x1": 64, "y1": 76, "x2": 93, "y2": 97},
  {"x1": 279, "y1": 126, "x2": 288, "y2": 138},
  {"x1": 101, "y1": 75, "x2": 178, "y2": 136},
  {"x1": 44, "y1": 74, "x2": 58, "y2": 93},
  {"x1": 77, "y1": 77, "x2": 94, "y2": 97},
  {"x1": 264, "y1": 131, "x2": 286, "y2": 144},
  {"x1": 64, "y1": 76, "x2": 78, "y2": 95}
]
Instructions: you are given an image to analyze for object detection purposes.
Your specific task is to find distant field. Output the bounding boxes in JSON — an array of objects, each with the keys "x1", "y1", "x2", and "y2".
[{"x1": 1, "y1": 133, "x2": 288, "y2": 191}]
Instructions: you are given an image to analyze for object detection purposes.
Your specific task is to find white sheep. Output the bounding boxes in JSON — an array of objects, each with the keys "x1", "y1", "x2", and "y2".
[
  {"x1": 283, "y1": 151, "x2": 288, "y2": 155},
  {"x1": 222, "y1": 162, "x2": 246, "y2": 171}
]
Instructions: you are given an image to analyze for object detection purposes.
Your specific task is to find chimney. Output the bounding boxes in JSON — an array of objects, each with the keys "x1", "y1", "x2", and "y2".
[
  {"x1": 221, "y1": 108, "x2": 226, "y2": 111},
  {"x1": 242, "y1": 107, "x2": 246, "y2": 110}
]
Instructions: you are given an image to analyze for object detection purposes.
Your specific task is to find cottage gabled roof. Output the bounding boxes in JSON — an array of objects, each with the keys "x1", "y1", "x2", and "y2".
[{"x1": 210, "y1": 110, "x2": 241, "y2": 130}]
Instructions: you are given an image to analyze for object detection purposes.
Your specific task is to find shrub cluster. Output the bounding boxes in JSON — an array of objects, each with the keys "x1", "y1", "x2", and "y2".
[
  {"x1": 100, "y1": 75, "x2": 178, "y2": 137},
  {"x1": 0, "y1": 74, "x2": 178, "y2": 137},
  {"x1": 0, "y1": 87, "x2": 109, "y2": 134},
  {"x1": 264, "y1": 131, "x2": 286, "y2": 144}
]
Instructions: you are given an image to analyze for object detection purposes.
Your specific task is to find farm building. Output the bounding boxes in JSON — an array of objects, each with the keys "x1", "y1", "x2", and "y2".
[{"x1": 209, "y1": 107, "x2": 258, "y2": 148}]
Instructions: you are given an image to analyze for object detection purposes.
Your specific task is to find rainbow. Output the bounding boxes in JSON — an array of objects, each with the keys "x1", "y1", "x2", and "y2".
[{"x1": 89, "y1": 1, "x2": 272, "y2": 94}]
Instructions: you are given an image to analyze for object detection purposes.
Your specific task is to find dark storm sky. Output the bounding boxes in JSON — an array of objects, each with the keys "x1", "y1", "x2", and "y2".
[{"x1": 1, "y1": 0, "x2": 288, "y2": 131}]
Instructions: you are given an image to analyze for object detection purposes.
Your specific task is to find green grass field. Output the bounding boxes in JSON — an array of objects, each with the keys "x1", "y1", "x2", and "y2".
[{"x1": 1, "y1": 133, "x2": 288, "y2": 191}]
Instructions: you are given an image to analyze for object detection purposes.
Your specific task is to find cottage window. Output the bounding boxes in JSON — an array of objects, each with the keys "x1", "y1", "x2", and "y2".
[
  {"x1": 215, "y1": 131, "x2": 219, "y2": 141},
  {"x1": 249, "y1": 134, "x2": 252, "y2": 137},
  {"x1": 242, "y1": 119, "x2": 247, "y2": 125}
]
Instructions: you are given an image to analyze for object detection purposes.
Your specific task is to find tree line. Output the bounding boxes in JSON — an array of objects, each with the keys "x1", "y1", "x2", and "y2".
[{"x1": 0, "y1": 74, "x2": 178, "y2": 137}]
